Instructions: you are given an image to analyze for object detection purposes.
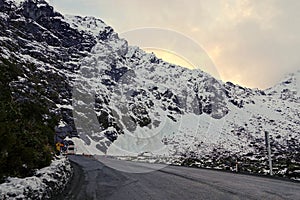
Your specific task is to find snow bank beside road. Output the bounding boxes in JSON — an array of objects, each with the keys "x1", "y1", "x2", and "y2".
[{"x1": 0, "y1": 156, "x2": 72, "y2": 199}]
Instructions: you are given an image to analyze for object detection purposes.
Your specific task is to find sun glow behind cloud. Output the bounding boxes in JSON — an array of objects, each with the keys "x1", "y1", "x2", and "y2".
[
  {"x1": 143, "y1": 48, "x2": 196, "y2": 69},
  {"x1": 50, "y1": 0, "x2": 300, "y2": 89}
]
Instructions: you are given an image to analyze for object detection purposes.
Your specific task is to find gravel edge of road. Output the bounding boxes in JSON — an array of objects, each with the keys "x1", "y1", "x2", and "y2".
[
  {"x1": 50, "y1": 158, "x2": 84, "y2": 200},
  {"x1": 173, "y1": 164, "x2": 300, "y2": 184}
]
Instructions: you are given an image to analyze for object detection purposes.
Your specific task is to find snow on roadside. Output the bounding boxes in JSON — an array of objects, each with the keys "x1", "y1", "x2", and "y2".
[{"x1": 0, "y1": 156, "x2": 72, "y2": 200}]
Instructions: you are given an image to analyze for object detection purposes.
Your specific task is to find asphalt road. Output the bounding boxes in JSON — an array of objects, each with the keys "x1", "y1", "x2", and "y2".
[{"x1": 58, "y1": 155, "x2": 300, "y2": 200}]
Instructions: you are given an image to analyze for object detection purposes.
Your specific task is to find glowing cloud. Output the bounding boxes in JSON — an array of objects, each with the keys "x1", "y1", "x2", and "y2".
[{"x1": 50, "y1": 0, "x2": 300, "y2": 89}]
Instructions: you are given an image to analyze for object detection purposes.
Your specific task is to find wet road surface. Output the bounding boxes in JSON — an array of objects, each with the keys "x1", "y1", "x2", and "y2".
[{"x1": 58, "y1": 155, "x2": 300, "y2": 200}]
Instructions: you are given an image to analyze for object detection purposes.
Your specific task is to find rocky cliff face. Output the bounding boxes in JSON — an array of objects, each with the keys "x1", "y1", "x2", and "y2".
[
  {"x1": 1, "y1": 0, "x2": 299, "y2": 179},
  {"x1": 0, "y1": 0, "x2": 96, "y2": 133}
]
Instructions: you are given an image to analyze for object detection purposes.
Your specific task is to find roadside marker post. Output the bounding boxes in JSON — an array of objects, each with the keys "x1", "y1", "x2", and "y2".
[{"x1": 265, "y1": 131, "x2": 273, "y2": 176}]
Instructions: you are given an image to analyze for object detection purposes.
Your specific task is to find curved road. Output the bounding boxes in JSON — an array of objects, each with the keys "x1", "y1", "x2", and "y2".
[{"x1": 58, "y1": 155, "x2": 300, "y2": 200}]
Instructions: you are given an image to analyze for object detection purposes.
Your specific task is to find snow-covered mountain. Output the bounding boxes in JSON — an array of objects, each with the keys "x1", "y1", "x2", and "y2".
[{"x1": 1, "y1": 0, "x2": 299, "y2": 178}]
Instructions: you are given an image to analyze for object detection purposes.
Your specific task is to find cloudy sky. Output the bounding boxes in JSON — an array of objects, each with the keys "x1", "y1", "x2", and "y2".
[{"x1": 49, "y1": 0, "x2": 300, "y2": 89}]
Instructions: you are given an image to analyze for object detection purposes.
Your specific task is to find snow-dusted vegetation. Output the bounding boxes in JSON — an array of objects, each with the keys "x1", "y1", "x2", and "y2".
[{"x1": 0, "y1": 156, "x2": 72, "y2": 199}]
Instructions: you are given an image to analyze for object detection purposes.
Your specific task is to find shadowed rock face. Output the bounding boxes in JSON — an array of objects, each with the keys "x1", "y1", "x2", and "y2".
[{"x1": 0, "y1": 0, "x2": 91, "y2": 135}]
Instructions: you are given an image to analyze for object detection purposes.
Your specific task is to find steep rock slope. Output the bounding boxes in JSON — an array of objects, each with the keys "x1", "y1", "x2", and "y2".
[
  {"x1": 0, "y1": 0, "x2": 299, "y2": 179},
  {"x1": 0, "y1": 0, "x2": 98, "y2": 180},
  {"x1": 67, "y1": 10, "x2": 299, "y2": 178}
]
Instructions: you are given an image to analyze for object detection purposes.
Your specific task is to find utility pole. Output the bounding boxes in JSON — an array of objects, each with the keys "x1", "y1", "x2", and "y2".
[{"x1": 265, "y1": 131, "x2": 273, "y2": 175}]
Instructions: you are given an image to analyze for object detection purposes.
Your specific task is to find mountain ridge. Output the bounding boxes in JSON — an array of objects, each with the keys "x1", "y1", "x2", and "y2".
[{"x1": 0, "y1": 0, "x2": 299, "y2": 179}]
